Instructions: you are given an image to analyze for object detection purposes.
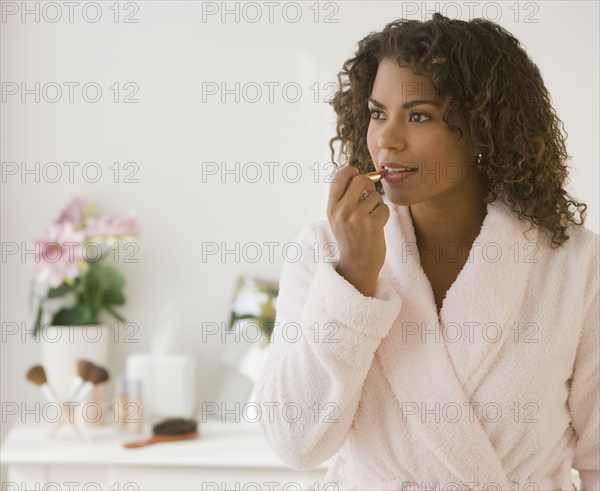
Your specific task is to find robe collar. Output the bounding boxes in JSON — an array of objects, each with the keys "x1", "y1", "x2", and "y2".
[{"x1": 376, "y1": 195, "x2": 539, "y2": 487}]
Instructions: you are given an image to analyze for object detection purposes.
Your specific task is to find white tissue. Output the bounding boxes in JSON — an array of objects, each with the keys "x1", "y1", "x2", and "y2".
[
  {"x1": 151, "y1": 302, "x2": 178, "y2": 355},
  {"x1": 126, "y1": 302, "x2": 195, "y2": 422}
]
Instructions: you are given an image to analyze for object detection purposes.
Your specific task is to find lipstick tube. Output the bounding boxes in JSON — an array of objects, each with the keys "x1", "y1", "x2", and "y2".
[{"x1": 364, "y1": 170, "x2": 384, "y2": 182}]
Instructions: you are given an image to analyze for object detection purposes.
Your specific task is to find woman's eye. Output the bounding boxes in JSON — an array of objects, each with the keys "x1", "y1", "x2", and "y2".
[
  {"x1": 409, "y1": 112, "x2": 431, "y2": 123},
  {"x1": 369, "y1": 109, "x2": 384, "y2": 120}
]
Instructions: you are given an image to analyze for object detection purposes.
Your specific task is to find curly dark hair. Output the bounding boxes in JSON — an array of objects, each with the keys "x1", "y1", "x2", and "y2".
[{"x1": 328, "y1": 12, "x2": 587, "y2": 248}]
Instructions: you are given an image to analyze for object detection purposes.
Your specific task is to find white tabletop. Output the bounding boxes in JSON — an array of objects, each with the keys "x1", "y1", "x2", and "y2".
[{"x1": 1, "y1": 419, "x2": 328, "y2": 470}]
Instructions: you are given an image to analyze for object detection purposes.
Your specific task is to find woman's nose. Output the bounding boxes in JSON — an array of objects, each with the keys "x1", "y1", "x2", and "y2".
[{"x1": 377, "y1": 120, "x2": 407, "y2": 150}]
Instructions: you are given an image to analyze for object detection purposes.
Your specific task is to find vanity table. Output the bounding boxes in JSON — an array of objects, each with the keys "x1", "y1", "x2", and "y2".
[
  {"x1": 1, "y1": 419, "x2": 329, "y2": 490},
  {"x1": 2, "y1": 421, "x2": 583, "y2": 490}
]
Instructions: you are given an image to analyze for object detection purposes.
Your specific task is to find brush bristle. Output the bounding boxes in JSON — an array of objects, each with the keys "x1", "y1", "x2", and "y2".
[
  {"x1": 77, "y1": 359, "x2": 95, "y2": 379},
  {"x1": 152, "y1": 418, "x2": 197, "y2": 436},
  {"x1": 26, "y1": 365, "x2": 46, "y2": 385},
  {"x1": 84, "y1": 365, "x2": 109, "y2": 384}
]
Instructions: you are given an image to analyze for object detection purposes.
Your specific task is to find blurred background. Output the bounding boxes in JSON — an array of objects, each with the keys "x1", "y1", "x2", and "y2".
[{"x1": 1, "y1": 0, "x2": 598, "y2": 488}]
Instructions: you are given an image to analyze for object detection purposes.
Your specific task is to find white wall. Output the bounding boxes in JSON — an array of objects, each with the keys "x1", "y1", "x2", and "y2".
[{"x1": 2, "y1": 0, "x2": 598, "y2": 443}]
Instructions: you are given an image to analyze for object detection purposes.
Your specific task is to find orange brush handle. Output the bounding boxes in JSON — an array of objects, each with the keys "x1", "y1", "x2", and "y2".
[{"x1": 123, "y1": 430, "x2": 199, "y2": 449}]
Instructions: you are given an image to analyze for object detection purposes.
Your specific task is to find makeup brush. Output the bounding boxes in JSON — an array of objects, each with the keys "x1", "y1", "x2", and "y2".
[
  {"x1": 49, "y1": 361, "x2": 109, "y2": 439},
  {"x1": 364, "y1": 170, "x2": 387, "y2": 182},
  {"x1": 123, "y1": 418, "x2": 199, "y2": 449},
  {"x1": 48, "y1": 406, "x2": 87, "y2": 441},
  {"x1": 26, "y1": 365, "x2": 59, "y2": 404},
  {"x1": 65, "y1": 359, "x2": 94, "y2": 402},
  {"x1": 71, "y1": 362, "x2": 110, "y2": 403}
]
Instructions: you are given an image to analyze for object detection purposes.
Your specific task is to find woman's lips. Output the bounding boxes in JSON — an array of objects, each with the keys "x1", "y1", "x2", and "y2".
[{"x1": 383, "y1": 168, "x2": 418, "y2": 183}]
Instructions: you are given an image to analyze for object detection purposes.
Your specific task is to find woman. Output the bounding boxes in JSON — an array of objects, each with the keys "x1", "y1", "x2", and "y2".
[{"x1": 254, "y1": 13, "x2": 599, "y2": 490}]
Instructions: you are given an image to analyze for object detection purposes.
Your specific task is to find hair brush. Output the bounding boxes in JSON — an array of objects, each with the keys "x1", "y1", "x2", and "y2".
[{"x1": 123, "y1": 418, "x2": 199, "y2": 449}]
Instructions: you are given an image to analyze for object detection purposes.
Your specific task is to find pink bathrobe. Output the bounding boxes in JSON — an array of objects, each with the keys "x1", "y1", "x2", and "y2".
[{"x1": 255, "y1": 195, "x2": 599, "y2": 490}]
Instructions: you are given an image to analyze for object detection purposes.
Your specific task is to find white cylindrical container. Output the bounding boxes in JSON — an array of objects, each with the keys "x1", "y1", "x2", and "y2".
[{"x1": 40, "y1": 325, "x2": 111, "y2": 402}]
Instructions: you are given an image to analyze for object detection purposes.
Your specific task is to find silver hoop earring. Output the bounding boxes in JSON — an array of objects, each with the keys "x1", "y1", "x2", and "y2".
[{"x1": 477, "y1": 153, "x2": 482, "y2": 165}]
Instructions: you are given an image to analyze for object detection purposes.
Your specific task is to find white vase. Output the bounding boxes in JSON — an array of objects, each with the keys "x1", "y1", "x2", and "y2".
[{"x1": 40, "y1": 325, "x2": 111, "y2": 403}]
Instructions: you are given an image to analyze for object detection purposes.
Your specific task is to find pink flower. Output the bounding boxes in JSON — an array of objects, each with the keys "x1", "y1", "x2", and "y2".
[
  {"x1": 85, "y1": 211, "x2": 140, "y2": 241},
  {"x1": 29, "y1": 221, "x2": 86, "y2": 287},
  {"x1": 56, "y1": 197, "x2": 90, "y2": 230}
]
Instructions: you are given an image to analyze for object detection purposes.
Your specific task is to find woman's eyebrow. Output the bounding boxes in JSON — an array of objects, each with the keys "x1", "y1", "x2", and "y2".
[{"x1": 368, "y1": 97, "x2": 440, "y2": 110}]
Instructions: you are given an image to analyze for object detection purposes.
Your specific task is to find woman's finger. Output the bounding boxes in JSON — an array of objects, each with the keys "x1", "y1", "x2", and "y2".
[{"x1": 328, "y1": 165, "x2": 359, "y2": 206}]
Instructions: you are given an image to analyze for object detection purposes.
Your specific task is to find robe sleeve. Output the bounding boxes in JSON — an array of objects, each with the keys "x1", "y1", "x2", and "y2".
[
  {"x1": 569, "y1": 289, "x2": 600, "y2": 490},
  {"x1": 254, "y1": 222, "x2": 402, "y2": 471}
]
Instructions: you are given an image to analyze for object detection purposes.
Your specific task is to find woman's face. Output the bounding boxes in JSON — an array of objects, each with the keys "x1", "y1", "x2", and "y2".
[{"x1": 366, "y1": 58, "x2": 480, "y2": 207}]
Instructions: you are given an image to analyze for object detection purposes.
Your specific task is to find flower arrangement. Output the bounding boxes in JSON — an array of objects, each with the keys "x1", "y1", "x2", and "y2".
[
  {"x1": 28, "y1": 197, "x2": 140, "y2": 336},
  {"x1": 228, "y1": 276, "x2": 279, "y2": 348}
]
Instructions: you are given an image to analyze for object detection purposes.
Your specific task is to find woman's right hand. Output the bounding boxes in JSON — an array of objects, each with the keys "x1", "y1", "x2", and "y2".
[{"x1": 327, "y1": 165, "x2": 390, "y2": 297}]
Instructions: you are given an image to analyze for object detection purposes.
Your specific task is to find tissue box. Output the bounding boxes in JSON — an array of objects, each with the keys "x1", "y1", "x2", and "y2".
[{"x1": 126, "y1": 354, "x2": 196, "y2": 422}]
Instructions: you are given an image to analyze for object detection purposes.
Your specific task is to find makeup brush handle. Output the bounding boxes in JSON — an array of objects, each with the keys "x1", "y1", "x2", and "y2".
[
  {"x1": 40, "y1": 384, "x2": 59, "y2": 404},
  {"x1": 48, "y1": 403, "x2": 88, "y2": 441},
  {"x1": 48, "y1": 418, "x2": 65, "y2": 437},
  {"x1": 67, "y1": 377, "x2": 84, "y2": 401},
  {"x1": 48, "y1": 403, "x2": 69, "y2": 437},
  {"x1": 49, "y1": 418, "x2": 87, "y2": 441},
  {"x1": 71, "y1": 419, "x2": 88, "y2": 441},
  {"x1": 73, "y1": 381, "x2": 93, "y2": 403}
]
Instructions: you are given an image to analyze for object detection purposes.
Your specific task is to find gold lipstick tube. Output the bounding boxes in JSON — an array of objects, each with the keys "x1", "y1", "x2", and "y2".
[{"x1": 364, "y1": 170, "x2": 384, "y2": 182}]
